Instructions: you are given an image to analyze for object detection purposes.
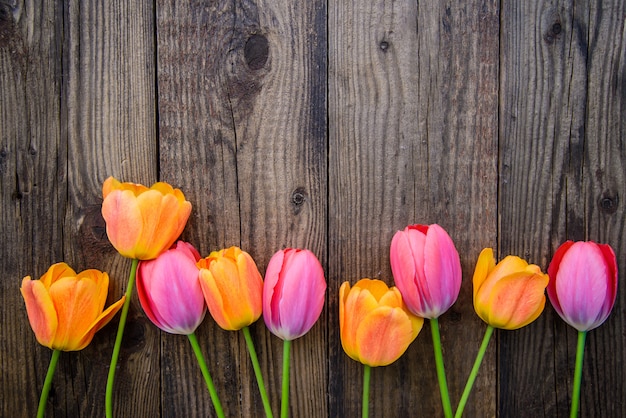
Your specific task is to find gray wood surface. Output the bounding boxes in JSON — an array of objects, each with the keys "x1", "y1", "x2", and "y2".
[{"x1": 1, "y1": 0, "x2": 624, "y2": 417}]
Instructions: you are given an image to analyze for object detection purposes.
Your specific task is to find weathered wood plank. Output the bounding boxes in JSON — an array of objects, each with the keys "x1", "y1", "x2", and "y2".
[
  {"x1": 328, "y1": 1, "x2": 499, "y2": 416},
  {"x1": 0, "y1": 2, "x2": 64, "y2": 417},
  {"x1": 499, "y1": 1, "x2": 626, "y2": 416},
  {"x1": 156, "y1": 0, "x2": 327, "y2": 416}
]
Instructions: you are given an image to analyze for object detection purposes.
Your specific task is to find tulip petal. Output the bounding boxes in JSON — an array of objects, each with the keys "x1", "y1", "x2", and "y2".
[
  {"x1": 472, "y1": 248, "x2": 496, "y2": 303},
  {"x1": 341, "y1": 283, "x2": 380, "y2": 358},
  {"x1": 546, "y1": 240, "x2": 575, "y2": 317},
  {"x1": 102, "y1": 189, "x2": 145, "y2": 257},
  {"x1": 422, "y1": 225, "x2": 462, "y2": 315},
  {"x1": 485, "y1": 272, "x2": 548, "y2": 329},
  {"x1": 75, "y1": 294, "x2": 127, "y2": 351},
  {"x1": 21, "y1": 277, "x2": 59, "y2": 348},
  {"x1": 356, "y1": 306, "x2": 415, "y2": 366},
  {"x1": 390, "y1": 229, "x2": 427, "y2": 315}
]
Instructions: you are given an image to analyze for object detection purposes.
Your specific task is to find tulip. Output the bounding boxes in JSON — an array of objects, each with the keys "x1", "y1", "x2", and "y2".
[
  {"x1": 340, "y1": 279, "x2": 423, "y2": 367},
  {"x1": 136, "y1": 241, "x2": 224, "y2": 417},
  {"x1": 101, "y1": 176, "x2": 192, "y2": 260},
  {"x1": 547, "y1": 240, "x2": 618, "y2": 418},
  {"x1": 21, "y1": 262, "x2": 126, "y2": 351},
  {"x1": 390, "y1": 223, "x2": 461, "y2": 418},
  {"x1": 263, "y1": 248, "x2": 326, "y2": 418},
  {"x1": 102, "y1": 176, "x2": 192, "y2": 417},
  {"x1": 390, "y1": 224, "x2": 462, "y2": 319},
  {"x1": 263, "y1": 248, "x2": 326, "y2": 341},
  {"x1": 21, "y1": 263, "x2": 126, "y2": 418},
  {"x1": 198, "y1": 246, "x2": 263, "y2": 331},
  {"x1": 136, "y1": 241, "x2": 206, "y2": 334},
  {"x1": 198, "y1": 247, "x2": 273, "y2": 417},
  {"x1": 455, "y1": 249, "x2": 549, "y2": 417},
  {"x1": 547, "y1": 240, "x2": 617, "y2": 332},
  {"x1": 473, "y1": 248, "x2": 549, "y2": 330}
]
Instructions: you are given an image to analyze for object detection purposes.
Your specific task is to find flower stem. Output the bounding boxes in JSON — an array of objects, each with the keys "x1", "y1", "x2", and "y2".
[
  {"x1": 188, "y1": 332, "x2": 225, "y2": 418},
  {"x1": 242, "y1": 326, "x2": 273, "y2": 418},
  {"x1": 281, "y1": 339, "x2": 292, "y2": 418},
  {"x1": 431, "y1": 317, "x2": 453, "y2": 418},
  {"x1": 37, "y1": 349, "x2": 60, "y2": 418},
  {"x1": 570, "y1": 331, "x2": 587, "y2": 418},
  {"x1": 454, "y1": 325, "x2": 494, "y2": 418},
  {"x1": 106, "y1": 257, "x2": 138, "y2": 418},
  {"x1": 362, "y1": 364, "x2": 371, "y2": 418}
]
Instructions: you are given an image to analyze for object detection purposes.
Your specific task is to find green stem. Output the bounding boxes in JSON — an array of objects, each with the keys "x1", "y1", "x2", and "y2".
[
  {"x1": 281, "y1": 339, "x2": 292, "y2": 418},
  {"x1": 431, "y1": 318, "x2": 453, "y2": 418},
  {"x1": 454, "y1": 325, "x2": 495, "y2": 418},
  {"x1": 37, "y1": 349, "x2": 61, "y2": 418},
  {"x1": 188, "y1": 332, "x2": 225, "y2": 418},
  {"x1": 106, "y1": 258, "x2": 138, "y2": 418},
  {"x1": 242, "y1": 326, "x2": 274, "y2": 418},
  {"x1": 362, "y1": 364, "x2": 371, "y2": 418},
  {"x1": 570, "y1": 331, "x2": 587, "y2": 418}
]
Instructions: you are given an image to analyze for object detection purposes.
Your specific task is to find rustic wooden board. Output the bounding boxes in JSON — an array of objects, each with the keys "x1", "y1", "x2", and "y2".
[
  {"x1": 499, "y1": 1, "x2": 626, "y2": 416},
  {"x1": 328, "y1": 0, "x2": 499, "y2": 416},
  {"x1": 1, "y1": 0, "x2": 625, "y2": 417},
  {"x1": 156, "y1": 0, "x2": 327, "y2": 416}
]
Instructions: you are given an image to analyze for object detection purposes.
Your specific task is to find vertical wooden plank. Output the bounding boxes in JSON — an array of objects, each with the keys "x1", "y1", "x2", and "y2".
[
  {"x1": 499, "y1": 0, "x2": 626, "y2": 416},
  {"x1": 157, "y1": 0, "x2": 327, "y2": 416},
  {"x1": 0, "y1": 2, "x2": 64, "y2": 417},
  {"x1": 328, "y1": 0, "x2": 499, "y2": 416},
  {"x1": 61, "y1": 0, "x2": 158, "y2": 416}
]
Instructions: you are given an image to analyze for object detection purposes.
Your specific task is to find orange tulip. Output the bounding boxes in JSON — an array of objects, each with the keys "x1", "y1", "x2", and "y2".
[
  {"x1": 20, "y1": 263, "x2": 126, "y2": 351},
  {"x1": 197, "y1": 247, "x2": 263, "y2": 331},
  {"x1": 473, "y1": 248, "x2": 549, "y2": 330},
  {"x1": 340, "y1": 279, "x2": 423, "y2": 367},
  {"x1": 101, "y1": 176, "x2": 192, "y2": 260}
]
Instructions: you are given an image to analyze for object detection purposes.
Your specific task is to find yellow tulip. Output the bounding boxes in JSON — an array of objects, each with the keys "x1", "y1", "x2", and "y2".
[
  {"x1": 20, "y1": 263, "x2": 126, "y2": 351},
  {"x1": 473, "y1": 248, "x2": 549, "y2": 330},
  {"x1": 101, "y1": 176, "x2": 192, "y2": 260},
  {"x1": 198, "y1": 247, "x2": 263, "y2": 331},
  {"x1": 340, "y1": 279, "x2": 423, "y2": 367}
]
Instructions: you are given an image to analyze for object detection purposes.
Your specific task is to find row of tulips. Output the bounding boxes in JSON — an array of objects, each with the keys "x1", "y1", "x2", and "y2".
[{"x1": 21, "y1": 177, "x2": 618, "y2": 418}]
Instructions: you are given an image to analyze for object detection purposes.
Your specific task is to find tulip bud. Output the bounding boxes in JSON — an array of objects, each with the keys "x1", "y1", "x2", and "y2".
[
  {"x1": 390, "y1": 224, "x2": 462, "y2": 318},
  {"x1": 547, "y1": 241, "x2": 618, "y2": 332},
  {"x1": 136, "y1": 241, "x2": 206, "y2": 334},
  {"x1": 263, "y1": 248, "x2": 326, "y2": 341}
]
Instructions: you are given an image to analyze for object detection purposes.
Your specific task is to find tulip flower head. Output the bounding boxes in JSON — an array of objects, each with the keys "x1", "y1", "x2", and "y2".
[
  {"x1": 390, "y1": 224, "x2": 462, "y2": 319},
  {"x1": 198, "y1": 246, "x2": 264, "y2": 331},
  {"x1": 20, "y1": 263, "x2": 126, "y2": 351},
  {"x1": 340, "y1": 279, "x2": 423, "y2": 367},
  {"x1": 101, "y1": 176, "x2": 192, "y2": 260},
  {"x1": 136, "y1": 241, "x2": 206, "y2": 335},
  {"x1": 263, "y1": 248, "x2": 326, "y2": 341},
  {"x1": 473, "y1": 248, "x2": 549, "y2": 330},
  {"x1": 547, "y1": 241, "x2": 618, "y2": 332}
]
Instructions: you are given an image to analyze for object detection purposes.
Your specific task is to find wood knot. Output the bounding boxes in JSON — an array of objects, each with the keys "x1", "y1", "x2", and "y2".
[
  {"x1": 291, "y1": 187, "x2": 307, "y2": 215},
  {"x1": 379, "y1": 40, "x2": 390, "y2": 52},
  {"x1": 599, "y1": 191, "x2": 619, "y2": 214},
  {"x1": 543, "y1": 20, "x2": 562, "y2": 44},
  {"x1": 244, "y1": 34, "x2": 269, "y2": 71}
]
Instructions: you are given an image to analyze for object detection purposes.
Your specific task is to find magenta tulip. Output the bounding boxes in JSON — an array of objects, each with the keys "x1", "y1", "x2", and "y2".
[
  {"x1": 390, "y1": 224, "x2": 462, "y2": 318},
  {"x1": 136, "y1": 241, "x2": 206, "y2": 334},
  {"x1": 263, "y1": 248, "x2": 326, "y2": 340},
  {"x1": 547, "y1": 240, "x2": 618, "y2": 332}
]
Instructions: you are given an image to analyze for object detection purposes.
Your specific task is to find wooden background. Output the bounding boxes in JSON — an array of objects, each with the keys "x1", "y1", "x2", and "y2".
[{"x1": 1, "y1": 0, "x2": 624, "y2": 416}]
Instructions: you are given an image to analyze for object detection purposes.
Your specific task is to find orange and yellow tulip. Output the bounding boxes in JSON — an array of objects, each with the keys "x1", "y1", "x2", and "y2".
[
  {"x1": 197, "y1": 246, "x2": 263, "y2": 331},
  {"x1": 101, "y1": 176, "x2": 192, "y2": 260},
  {"x1": 340, "y1": 279, "x2": 423, "y2": 367},
  {"x1": 473, "y1": 248, "x2": 549, "y2": 330},
  {"x1": 20, "y1": 262, "x2": 125, "y2": 351}
]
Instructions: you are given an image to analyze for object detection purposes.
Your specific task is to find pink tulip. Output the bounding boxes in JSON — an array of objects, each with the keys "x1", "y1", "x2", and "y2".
[
  {"x1": 547, "y1": 241, "x2": 618, "y2": 332},
  {"x1": 263, "y1": 248, "x2": 326, "y2": 340},
  {"x1": 390, "y1": 224, "x2": 462, "y2": 318},
  {"x1": 136, "y1": 241, "x2": 206, "y2": 334}
]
